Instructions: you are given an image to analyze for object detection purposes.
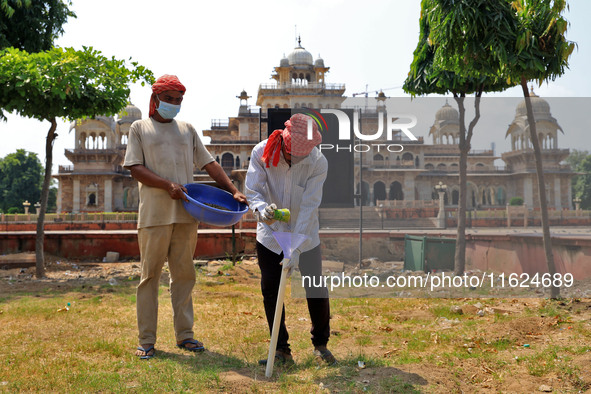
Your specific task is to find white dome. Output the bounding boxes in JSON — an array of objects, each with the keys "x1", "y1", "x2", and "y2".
[
  {"x1": 118, "y1": 103, "x2": 142, "y2": 123},
  {"x1": 314, "y1": 55, "x2": 325, "y2": 68},
  {"x1": 435, "y1": 102, "x2": 458, "y2": 121},
  {"x1": 516, "y1": 93, "x2": 550, "y2": 117},
  {"x1": 280, "y1": 54, "x2": 289, "y2": 67},
  {"x1": 287, "y1": 45, "x2": 313, "y2": 66}
]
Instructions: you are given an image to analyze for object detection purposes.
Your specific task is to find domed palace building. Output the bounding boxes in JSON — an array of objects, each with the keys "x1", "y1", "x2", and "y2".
[
  {"x1": 355, "y1": 91, "x2": 574, "y2": 210},
  {"x1": 53, "y1": 41, "x2": 575, "y2": 214},
  {"x1": 54, "y1": 103, "x2": 141, "y2": 213}
]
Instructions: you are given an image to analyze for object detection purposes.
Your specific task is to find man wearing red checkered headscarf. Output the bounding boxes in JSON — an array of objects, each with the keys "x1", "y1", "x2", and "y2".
[
  {"x1": 245, "y1": 114, "x2": 336, "y2": 366},
  {"x1": 124, "y1": 74, "x2": 247, "y2": 359},
  {"x1": 262, "y1": 113, "x2": 322, "y2": 167}
]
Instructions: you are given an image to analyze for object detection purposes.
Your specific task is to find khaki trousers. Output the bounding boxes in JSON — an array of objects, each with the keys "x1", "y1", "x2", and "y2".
[{"x1": 136, "y1": 222, "x2": 198, "y2": 346}]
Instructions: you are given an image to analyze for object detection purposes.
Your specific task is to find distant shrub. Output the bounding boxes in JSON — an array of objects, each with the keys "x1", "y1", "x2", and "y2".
[
  {"x1": 509, "y1": 197, "x2": 524, "y2": 206},
  {"x1": 7, "y1": 207, "x2": 20, "y2": 214}
]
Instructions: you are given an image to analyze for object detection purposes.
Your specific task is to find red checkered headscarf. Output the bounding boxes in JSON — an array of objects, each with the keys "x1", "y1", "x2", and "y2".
[
  {"x1": 262, "y1": 114, "x2": 322, "y2": 167},
  {"x1": 149, "y1": 74, "x2": 186, "y2": 117}
]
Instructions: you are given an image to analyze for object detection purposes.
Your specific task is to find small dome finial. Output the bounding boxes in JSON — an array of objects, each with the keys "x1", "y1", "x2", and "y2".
[{"x1": 298, "y1": 35, "x2": 301, "y2": 47}]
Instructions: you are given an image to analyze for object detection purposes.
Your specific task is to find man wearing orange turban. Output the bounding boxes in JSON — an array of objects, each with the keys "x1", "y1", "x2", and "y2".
[
  {"x1": 245, "y1": 114, "x2": 335, "y2": 366},
  {"x1": 124, "y1": 75, "x2": 247, "y2": 359}
]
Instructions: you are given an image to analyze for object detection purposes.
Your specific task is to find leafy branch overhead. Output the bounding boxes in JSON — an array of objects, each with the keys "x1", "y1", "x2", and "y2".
[
  {"x1": 0, "y1": 0, "x2": 76, "y2": 52},
  {"x1": 0, "y1": 46, "x2": 155, "y2": 121},
  {"x1": 404, "y1": 0, "x2": 512, "y2": 96},
  {"x1": 405, "y1": 0, "x2": 576, "y2": 95}
]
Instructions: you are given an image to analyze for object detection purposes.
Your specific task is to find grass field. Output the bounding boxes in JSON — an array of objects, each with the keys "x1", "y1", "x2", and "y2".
[{"x1": 0, "y1": 259, "x2": 590, "y2": 393}]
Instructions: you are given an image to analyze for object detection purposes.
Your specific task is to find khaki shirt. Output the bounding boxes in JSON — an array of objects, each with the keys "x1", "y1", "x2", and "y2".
[{"x1": 124, "y1": 118, "x2": 214, "y2": 228}]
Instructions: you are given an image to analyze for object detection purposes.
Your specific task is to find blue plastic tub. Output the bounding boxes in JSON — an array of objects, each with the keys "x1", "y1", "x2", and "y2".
[{"x1": 182, "y1": 183, "x2": 248, "y2": 226}]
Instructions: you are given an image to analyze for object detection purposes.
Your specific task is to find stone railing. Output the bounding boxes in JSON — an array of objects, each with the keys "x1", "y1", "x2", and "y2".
[{"x1": 0, "y1": 212, "x2": 139, "y2": 223}]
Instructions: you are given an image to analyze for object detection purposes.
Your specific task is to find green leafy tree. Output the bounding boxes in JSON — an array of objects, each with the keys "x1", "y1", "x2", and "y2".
[
  {"x1": 509, "y1": 196, "x2": 524, "y2": 206},
  {"x1": 565, "y1": 149, "x2": 589, "y2": 202},
  {"x1": 0, "y1": 149, "x2": 44, "y2": 213},
  {"x1": 404, "y1": 0, "x2": 513, "y2": 275},
  {"x1": 411, "y1": 0, "x2": 575, "y2": 298},
  {"x1": 574, "y1": 155, "x2": 591, "y2": 210},
  {"x1": 506, "y1": 0, "x2": 574, "y2": 298},
  {"x1": 0, "y1": 0, "x2": 75, "y2": 52},
  {"x1": 565, "y1": 149, "x2": 589, "y2": 170},
  {"x1": 0, "y1": 46, "x2": 153, "y2": 277},
  {"x1": 47, "y1": 184, "x2": 57, "y2": 213}
]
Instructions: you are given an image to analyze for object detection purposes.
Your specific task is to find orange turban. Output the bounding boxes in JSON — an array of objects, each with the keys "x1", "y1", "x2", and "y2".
[{"x1": 149, "y1": 74, "x2": 186, "y2": 117}]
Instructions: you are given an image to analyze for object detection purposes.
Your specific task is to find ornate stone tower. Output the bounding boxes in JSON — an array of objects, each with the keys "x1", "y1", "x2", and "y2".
[
  {"x1": 429, "y1": 101, "x2": 460, "y2": 145},
  {"x1": 502, "y1": 90, "x2": 572, "y2": 208},
  {"x1": 55, "y1": 103, "x2": 142, "y2": 213},
  {"x1": 256, "y1": 37, "x2": 346, "y2": 111}
]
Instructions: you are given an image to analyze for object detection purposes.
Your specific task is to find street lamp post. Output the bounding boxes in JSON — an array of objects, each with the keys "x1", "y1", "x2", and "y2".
[
  {"x1": 22, "y1": 200, "x2": 30, "y2": 215},
  {"x1": 435, "y1": 181, "x2": 447, "y2": 229}
]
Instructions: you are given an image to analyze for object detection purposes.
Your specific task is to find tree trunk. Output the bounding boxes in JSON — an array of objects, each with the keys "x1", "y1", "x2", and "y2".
[
  {"x1": 453, "y1": 93, "x2": 482, "y2": 276},
  {"x1": 454, "y1": 95, "x2": 468, "y2": 276},
  {"x1": 520, "y1": 77, "x2": 559, "y2": 298},
  {"x1": 35, "y1": 118, "x2": 57, "y2": 278}
]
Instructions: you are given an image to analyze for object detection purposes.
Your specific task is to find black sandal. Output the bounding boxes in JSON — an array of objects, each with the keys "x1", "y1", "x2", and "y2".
[
  {"x1": 176, "y1": 339, "x2": 205, "y2": 352},
  {"x1": 137, "y1": 345, "x2": 155, "y2": 359}
]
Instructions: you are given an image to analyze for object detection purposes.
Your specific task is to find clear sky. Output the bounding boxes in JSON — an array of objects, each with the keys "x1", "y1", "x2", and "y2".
[{"x1": 1, "y1": 0, "x2": 590, "y2": 169}]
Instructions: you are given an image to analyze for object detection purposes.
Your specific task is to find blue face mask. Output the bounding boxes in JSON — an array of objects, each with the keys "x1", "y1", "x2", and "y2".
[{"x1": 157, "y1": 100, "x2": 181, "y2": 119}]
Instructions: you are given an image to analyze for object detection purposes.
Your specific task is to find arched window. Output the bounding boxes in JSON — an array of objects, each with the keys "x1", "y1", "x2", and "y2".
[
  {"x1": 99, "y1": 132, "x2": 106, "y2": 149},
  {"x1": 452, "y1": 189, "x2": 459, "y2": 205},
  {"x1": 496, "y1": 187, "x2": 506, "y2": 205},
  {"x1": 425, "y1": 163, "x2": 434, "y2": 170},
  {"x1": 389, "y1": 181, "x2": 403, "y2": 200},
  {"x1": 221, "y1": 153, "x2": 234, "y2": 169},
  {"x1": 402, "y1": 152, "x2": 413, "y2": 161},
  {"x1": 373, "y1": 182, "x2": 386, "y2": 205},
  {"x1": 86, "y1": 183, "x2": 98, "y2": 207},
  {"x1": 437, "y1": 163, "x2": 447, "y2": 171}
]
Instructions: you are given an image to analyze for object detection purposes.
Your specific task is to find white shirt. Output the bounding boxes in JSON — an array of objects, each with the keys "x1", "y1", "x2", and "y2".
[{"x1": 245, "y1": 140, "x2": 328, "y2": 255}]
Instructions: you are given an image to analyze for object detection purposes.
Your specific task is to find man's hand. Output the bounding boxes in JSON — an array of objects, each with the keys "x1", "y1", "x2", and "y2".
[
  {"x1": 233, "y1": 191, "x2": 248, "y2": 205},
  {"x1": 280, "y1": 249, "x2": 300, "y2": 278},
  {"x1": 255, "y1": 203, "x2": 277, "y2": 225},
  {"x1": 168, "y1": 182, "x2": 188, "y2": 201}
]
